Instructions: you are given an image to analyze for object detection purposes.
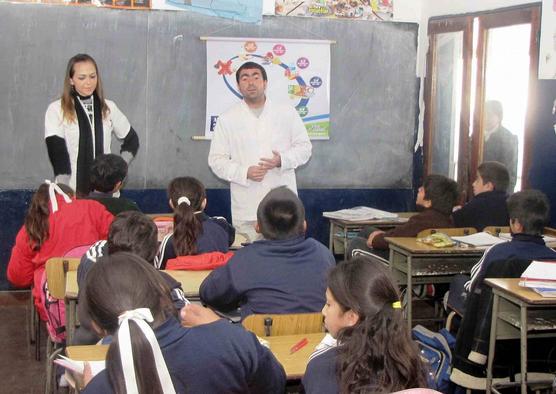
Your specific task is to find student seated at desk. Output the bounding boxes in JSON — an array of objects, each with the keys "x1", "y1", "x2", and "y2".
[
  {"x1": 84, "y1": 153, "x2": 140, "y2": 215},
  {"x1": 75, "y1": 211, "x2": 186, "y2": 345},
  {"x1": 452, "y1": 161, "x2": 510, "y2": 231},
  {"x1": 199, "y1": 186, "x2": 335, "y2": 319},
  {"x1": 348, "y1": 174, "x2": 459, "y2": 258},
  {"x1": 448, "y1": 190, "x2": 556, "y2": 328},
  {"x1": 155, "y1": 176, "x2": 235, "y2": 269},
  {"x1": 302, "y1": 258, "x2": 427, "y2": 394},
  {"x1": 7, "y1": 181, "x2": 113, "y2": 321},
  {"x1": 78, "y1": 252, "x2": 286, "y2": 394}
]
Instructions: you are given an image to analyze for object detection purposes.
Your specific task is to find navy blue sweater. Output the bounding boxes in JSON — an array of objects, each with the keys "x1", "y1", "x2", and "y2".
[
  {"x1": 156, "y1": 212, "x2": 235, "y2": 269},
  {"x1": 302, "y1": 348, "x2": 339, "y2": 394},
  {"x1": 82, "y1": 317, "x2": 286, "y2": 393},
  {"x1": 200, "y1": 236, "x2": 335, "y2": 318},
  {"x1": 452, "y1": 190, "x2": 509, "y2": 231}
]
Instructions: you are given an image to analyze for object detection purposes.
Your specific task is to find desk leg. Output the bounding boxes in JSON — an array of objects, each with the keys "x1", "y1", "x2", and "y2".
[
  {"x1": 486, "y1": 293, "x2": 500, "y2": 394},
  {"x1": 520, "y1": 305, "x2": 527, "y2": 394},
  {"x1": 66, "y1": 298, "x2": 76, "y2": 345},
  {"x1": 329, "y1": 222, "x2": 335, "y2": 254},
  {"x1": 407, "y1": 255, "x2": 412, "y2": 329}
]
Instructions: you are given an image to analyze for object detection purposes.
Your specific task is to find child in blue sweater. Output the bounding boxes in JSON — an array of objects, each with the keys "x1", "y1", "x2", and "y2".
[
  {"x1": 79, "y1": 252, "x2": 286, "y2": 393},
  {"x1": 200, "y1": 186, "x2": 335, "y2": 319}
]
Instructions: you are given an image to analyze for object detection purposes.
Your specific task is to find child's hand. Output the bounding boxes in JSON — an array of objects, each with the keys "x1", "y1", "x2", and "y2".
[
  {"x1": 366, "y1": 230, "x2": 385, "y2": 248},
  {"x1": 180, "y1": 304, "x2": 220, "y2": 327},
  {"x1": 73, "y1": 361, "x2": 93, "y2": 391}
]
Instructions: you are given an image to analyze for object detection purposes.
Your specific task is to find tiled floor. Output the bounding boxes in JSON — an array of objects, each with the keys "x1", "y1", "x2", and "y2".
[{"x1": 0, "y1": 291, "x2": 46, "y2": 394}]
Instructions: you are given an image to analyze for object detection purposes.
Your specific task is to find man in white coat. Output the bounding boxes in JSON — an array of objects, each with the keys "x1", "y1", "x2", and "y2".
[{"x1": 208, "y1": 61, "x2": 312, "y2": 242}]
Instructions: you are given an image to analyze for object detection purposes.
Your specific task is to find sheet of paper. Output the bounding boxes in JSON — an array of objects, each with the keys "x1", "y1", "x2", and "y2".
[{"x1": 54, "y1": 356, "x2": 106, "y2": 376}]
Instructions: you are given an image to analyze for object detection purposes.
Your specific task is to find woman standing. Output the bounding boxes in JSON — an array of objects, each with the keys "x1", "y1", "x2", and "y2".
[{"x1": 45, "y1": 54, "x2": 139, "y2": 196}]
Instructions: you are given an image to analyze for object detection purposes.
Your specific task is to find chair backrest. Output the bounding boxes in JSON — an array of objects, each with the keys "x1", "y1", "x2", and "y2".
[
  {"x1": 45, "y1": 257, "x2": 81, "y2": 299},
  {"x1": 351, "y1": 249, "x2": 389, "y2": 267},
  {"x1": 64, "y1": 244, "x2": 93, "y2": 258},
  {"x1": 242, "y1": 313, "x2": 324, "y2": 337},
  {"x1": 417, "y1": 227, "x2": 477, "y2": 238},
  {"x1": 483, "y1": 226, "x2": 510, "y2": 236}
]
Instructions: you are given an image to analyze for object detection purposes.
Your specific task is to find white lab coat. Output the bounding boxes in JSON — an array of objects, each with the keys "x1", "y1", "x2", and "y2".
[{"x1": 208, "y1": 98, "x2": 312, "y2": 222}]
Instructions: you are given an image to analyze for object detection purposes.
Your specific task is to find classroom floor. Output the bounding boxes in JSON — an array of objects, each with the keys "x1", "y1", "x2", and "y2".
[{"x1": 0, "y1": 291, "x2": 47, "y2": 394}]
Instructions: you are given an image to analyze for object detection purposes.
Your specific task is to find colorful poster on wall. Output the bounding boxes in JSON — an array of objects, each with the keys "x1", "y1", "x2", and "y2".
[
  {"x1": 205, "y1": 37, "x2": 332, "y2": 139},
  {"x1": 151, "y1": 0, "x2": 262, "y2": 23},
  {"x1": 539, "y1": 0, "x2": 556, "y2": 79},
  {"x1": 274, "y1": 0, "x2": 392, "y2": 20}
]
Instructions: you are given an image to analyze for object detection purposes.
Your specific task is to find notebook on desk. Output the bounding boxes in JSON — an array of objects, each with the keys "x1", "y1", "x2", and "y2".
[{"x1": 323, "y1": 206, "x2": 399, "y2": 221}]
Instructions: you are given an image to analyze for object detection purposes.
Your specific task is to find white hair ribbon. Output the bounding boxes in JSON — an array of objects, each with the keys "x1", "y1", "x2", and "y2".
[
  {"x1": 177, "y1": 196, "x2": 191, "y2": 206},
  {"x1": 44, "y1": 180, "x2": 72, "y2": 213},
  {"x1": 117, "y1": 308, "x2": 176, "y2": 394}
]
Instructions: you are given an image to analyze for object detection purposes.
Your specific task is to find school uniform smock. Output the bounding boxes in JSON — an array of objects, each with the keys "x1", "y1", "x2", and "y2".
[
  {"x1": 45, "y1": 97, "x2": 138, "y2": 194},
  {"x1": 208, "y1": 99, "x2": 312, "y2": 222},
  {"x1": 85, "y1": 191, "x2": 140, "y2": 216},
  {"x1": 7, "y1": 197, "x2": 113, "y2": 321},
  {"x1": 82, "y1": 317, "x2": 286, "y2": 394},
  {"x1": 155, "y1": 212, "x2": 235, "y2": 269},
  {"x1": 302, "y1": 347, "x2": 339, "y2": 394},
  {"x1": 452, "y1": 190, "x2": 509, "y2": 231},
  {"x1": 199, "y1": 235, "x2": 335, "y2": 318}
]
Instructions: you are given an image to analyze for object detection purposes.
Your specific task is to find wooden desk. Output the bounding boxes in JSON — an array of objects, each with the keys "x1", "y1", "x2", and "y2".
[
  {"x1": 162, "y1": 270, "x2": 212, "y2": 299},
  {"x1": 266, "y1": 332, "x2": 325, "y2": 379},
  {"x1": 326, "y1": 212, "x2": 414, "y2": 260},
  {"x1": 66, "y1": 332, "x2": 325, "y2": 380},
  {"x1": 485, "y1": 278, "x2": 556, "y2": 394},
  {"x1": 386, "y1": 237, "x2": 484, "y2": 328}
]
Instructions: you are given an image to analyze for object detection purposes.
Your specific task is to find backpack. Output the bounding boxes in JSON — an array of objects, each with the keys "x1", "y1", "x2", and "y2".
[
  {"x1": 40, "y1": 270, "x2": 66, "y2": 343},
  {"x1": 412, "y1": 325, "x2": 455, "y2": 393}
]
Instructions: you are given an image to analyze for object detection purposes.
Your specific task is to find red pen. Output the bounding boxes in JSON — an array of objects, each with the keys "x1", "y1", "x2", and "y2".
[{"x1": 289, "y1": 337, "x2": 309, "y2": 354}]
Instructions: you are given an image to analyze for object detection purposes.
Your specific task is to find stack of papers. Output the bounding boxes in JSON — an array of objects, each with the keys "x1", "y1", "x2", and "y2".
[
  {"x1": 323, "y1": 207, "x2": 398, "y2": 221},
  {"x1": 54, "y1": 355, "x2": 105, "y2": 376},
  {"x1": 519, "y1": 260, "x2": 556, "y2": 297},
  {"x1": 451, "y1": 232, "x2": 508, "y2": 247}
]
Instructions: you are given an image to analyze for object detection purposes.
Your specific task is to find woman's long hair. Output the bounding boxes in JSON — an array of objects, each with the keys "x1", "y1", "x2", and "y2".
[
  {"x1": 168, "y1": 177, "x2": 205, "y2": 256},
  {"x1": 84, "y1": 252, "x2": 175, "y2": 394},
  {"x1": 60, "y1": 53, "x2": 109, "y2": 123},
  {"x1": 24, "y1": 183, "x2": 74, "y2": 251},
  {"x1": 329, "y1": 258, "x2": 427, "y2": 393}
]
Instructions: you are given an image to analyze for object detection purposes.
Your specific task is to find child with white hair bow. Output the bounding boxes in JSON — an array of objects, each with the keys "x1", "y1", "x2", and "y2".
[
  {"x1": 80, "y1": 252, "x2": 286, "y2": 394},
  {"x1": 7, "y1": 180, "x2": 113, "y2": 321}
]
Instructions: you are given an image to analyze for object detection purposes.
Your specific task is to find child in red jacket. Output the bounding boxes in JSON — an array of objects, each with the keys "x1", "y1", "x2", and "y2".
[{"x1": 7, "y1": 181, "x2": 113, "y2": 320}]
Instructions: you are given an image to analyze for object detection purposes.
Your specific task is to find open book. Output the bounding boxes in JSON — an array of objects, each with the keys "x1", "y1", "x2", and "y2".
[
  {"x1": 323, "y1": 206, "x2": 400, "y2": 221},
  {"x1": 54, "y1": 355, "x2": 106, "y2": 376},
  {"x1": 451, "y1": 232, "x2": 508, "y2": 247}
]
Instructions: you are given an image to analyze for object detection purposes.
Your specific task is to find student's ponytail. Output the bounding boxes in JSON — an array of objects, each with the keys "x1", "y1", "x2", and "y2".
[
  {"x1": 168, "y1": 177, "x2": 205, "y2": 256},
  {"x1": 24, "y1": 182, "x2": 74, "y2": 251}
]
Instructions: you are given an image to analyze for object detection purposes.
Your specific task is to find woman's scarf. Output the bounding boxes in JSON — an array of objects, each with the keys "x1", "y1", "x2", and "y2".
[{"x1": 73, "y1": 91, "x2": 104, "y2": 196}]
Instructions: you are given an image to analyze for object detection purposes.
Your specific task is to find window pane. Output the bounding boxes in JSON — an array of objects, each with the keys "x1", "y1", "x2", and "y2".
[
  {"x1": 431, "y1": 31, "x2": 463, "y2": 180},
  {"x1": 482, "y1": 24, "x2": 530, "y2": 192}
]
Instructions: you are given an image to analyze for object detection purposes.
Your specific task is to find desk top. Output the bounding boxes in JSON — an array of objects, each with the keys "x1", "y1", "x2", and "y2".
[
  {"x1": 162, "y1": 270, "x2": 211, "y2": 298},
  {"x1": 326, "y1": 212, "x2": 415, "y2": 226},
  {"x1": 485, "y1": 278, "x2": 556, "y2": 305},
  {"x1": 66, "y1": 332, "x2": 325, "y2": 380},
  {"x1": 385, "y1": 237, "x2": 485, "y2": 255},
  {"x1": 65, "y1": 269, "x2": 212, "y2": 300},
  {"x1": 265, "y1": 332, "x2": 325, "y2": 379}
]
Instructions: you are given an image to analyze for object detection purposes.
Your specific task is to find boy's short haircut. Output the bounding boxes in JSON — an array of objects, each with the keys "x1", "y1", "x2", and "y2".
[
  {"x1": 107, "y1": 211, "x2": 158, "y2": 263},
  {"x1": 90, "y1": 154, "x2": 128, "y2": 193},
  {"x1": 507, "y1": 190, "x2": 550, "y2": 235},
  {"x1": 256, "y1": 186, "x2": 305, "y2": 240},
  {"x1": 235, "y1": 61, "x2": 268, "y2": 83},
  {"x1": 478, "y1": 161, "x2": 510, "y2": 193},
  {"x1": 423, "y1": 174, "x2": 459, "y2": 215}
]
